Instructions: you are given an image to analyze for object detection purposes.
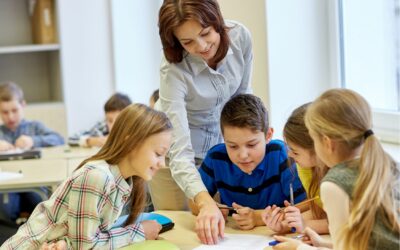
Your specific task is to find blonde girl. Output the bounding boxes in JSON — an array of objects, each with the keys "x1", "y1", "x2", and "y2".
[
  {"x1": 2, "y1": 104, "x2": 173, "y2": 249},
  {"x1": 262, "y1": 103, "x2": 329, "y2": 234},
  {"x1": 273, "y1": 89, "x2": 400, "y2": 250}
]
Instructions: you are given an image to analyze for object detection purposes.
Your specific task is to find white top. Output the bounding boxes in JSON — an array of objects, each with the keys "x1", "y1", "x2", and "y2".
[
  {"x1": 296, "y1": 181, "x2": 349, "y2": 250},
  {"x1": 156, "y1": 20, "x2": 253, "y2": 199}
]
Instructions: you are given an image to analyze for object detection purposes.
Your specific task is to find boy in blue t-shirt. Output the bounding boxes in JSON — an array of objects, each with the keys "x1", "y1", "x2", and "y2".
[{"x1": 198, "y1": 94, "x2": 306, "y2": 230}]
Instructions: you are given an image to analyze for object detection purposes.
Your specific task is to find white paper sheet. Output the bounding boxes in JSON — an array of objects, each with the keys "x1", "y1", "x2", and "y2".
[
  {"x1": 193, "y1": 233, "x2": 274, "y2": 250},
  {"x1": 0, "y1": 171, "x2": 23, "y2": 182}
]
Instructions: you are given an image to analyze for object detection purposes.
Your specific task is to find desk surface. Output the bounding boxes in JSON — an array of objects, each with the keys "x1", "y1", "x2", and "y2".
[
  {"x1": 0, "y1": 146, "x2": 98, "y2": 190},
  {"x1": 156, "y1": 210, "x2": 275, "y2": 250}
]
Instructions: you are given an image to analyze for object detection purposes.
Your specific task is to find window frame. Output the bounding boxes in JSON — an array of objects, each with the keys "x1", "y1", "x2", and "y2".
[{"x1": 329, "y1": 0, "x2": 400, "y2": 144}]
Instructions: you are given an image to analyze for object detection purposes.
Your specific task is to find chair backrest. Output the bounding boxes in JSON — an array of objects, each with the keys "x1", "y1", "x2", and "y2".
[{"x1": 23, "y1": 102, "x2": 68, "y2": 139}]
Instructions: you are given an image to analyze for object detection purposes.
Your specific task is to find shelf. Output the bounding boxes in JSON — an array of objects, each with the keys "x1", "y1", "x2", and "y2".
[{"x1": 0, "y1": 44, "x2": 60, "y2": 54}]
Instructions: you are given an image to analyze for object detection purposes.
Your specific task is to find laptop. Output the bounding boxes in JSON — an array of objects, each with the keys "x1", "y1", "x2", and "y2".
[{"x1": 0, "y1": 149, "x2": 41, "y2": 161}]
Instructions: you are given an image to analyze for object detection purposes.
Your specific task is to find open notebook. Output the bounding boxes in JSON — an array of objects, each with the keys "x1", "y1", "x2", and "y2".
[
  {"x1": 0, "y1": 148, "x2": 41, "y2": 161},
  {"x1": 113, "y1": 212, "x2": 175, "y2": 234}
]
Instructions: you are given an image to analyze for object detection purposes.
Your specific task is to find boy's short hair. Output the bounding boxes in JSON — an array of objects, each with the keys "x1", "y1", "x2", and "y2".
[
  {"x1": 104, "y1": 93, "x2": 132, "y2": 113},
  {"x1": 220, "y1": 94, "x2": 269, "y2": 134},
  {"x1": 0, "y1": 81, "x2": 24, "y2": 103}
]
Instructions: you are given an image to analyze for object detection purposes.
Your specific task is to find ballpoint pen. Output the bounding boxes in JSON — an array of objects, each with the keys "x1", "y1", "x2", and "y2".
[
  {"x1": 289, "y1": 183, "x2": 296, "y2": 233},
  {"x1": 268, "y1": 234, "x2": 304, "y2": 246}
]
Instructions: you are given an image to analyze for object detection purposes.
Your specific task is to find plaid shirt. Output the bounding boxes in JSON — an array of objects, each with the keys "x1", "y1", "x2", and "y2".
[
  {"x1": 1, "y1": 160, "x2": 145, "y2": 249},
  {"x1": 0, "y1": 119, "x2": 64, "y2": 147},
  {"x1": 68, "y1": 120, "x2": 109, "y2": 147}
]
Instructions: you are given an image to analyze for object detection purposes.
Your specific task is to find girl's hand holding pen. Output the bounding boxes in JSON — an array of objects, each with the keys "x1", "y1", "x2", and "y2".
[
  {"x1": 270, "y1": 227, "x2": 329, "y2": 250},
  {"x1": 262, "y1": 204, "x2": 286, "y2": 232},
  {"x1": 281, "y1": 200, "x2": 304, "y2": 233},
  {"x1": 270, "y1": 235, "x2": 304, "y2": 250},
  {"x1": 231, "y1": 202, "x2": 256, "y2": 230}
]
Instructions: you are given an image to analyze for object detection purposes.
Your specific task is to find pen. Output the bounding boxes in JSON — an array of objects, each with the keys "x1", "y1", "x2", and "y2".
[
  {"x1": 268, "y1": 234, "x2": 304, "y2": 246},
  {"x1": 216, "y1": 204, "x2": 236, "y2": 212},
  {"x1": 289, "y1": 183, "x2": 296, "y2": 233}
]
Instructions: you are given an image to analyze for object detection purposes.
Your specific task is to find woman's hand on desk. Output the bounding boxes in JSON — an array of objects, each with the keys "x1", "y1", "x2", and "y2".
[
  {"x1": 231, "y1": 202, "x2": 257, "y2": 230},
  {"x1": 141, "y1": 220, "x2": 162, "y2": 240},
  {"x1": 195, "y1": 192, "x2": 225, "y2": 245}
]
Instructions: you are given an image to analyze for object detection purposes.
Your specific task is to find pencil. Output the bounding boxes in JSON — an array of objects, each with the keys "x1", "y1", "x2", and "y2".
[
  {"x1": 280, "y1": 196, "x2": 320, "y2": 212},
  {"x1": 216, "y1": 205, "x2": 235, "y2": 211}
]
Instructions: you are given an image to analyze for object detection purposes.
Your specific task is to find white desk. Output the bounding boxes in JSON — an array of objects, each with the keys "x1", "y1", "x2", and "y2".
[
  {"x1": 155, "y1": 210, "x2": 275, "y2": 250},
  {"x1": 0, "y1": 146, "x2": 98, "y2": 192}
]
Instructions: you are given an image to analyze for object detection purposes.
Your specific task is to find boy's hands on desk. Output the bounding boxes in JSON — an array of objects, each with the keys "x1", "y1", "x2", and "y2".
[
  {"x1": 141, "y1": 220, "x2": 162, "y2": 240},
  {"x1": 0, "y1": 139, "x2": 14, "y2": 151},
  {"x1": 15, "y1": 135, "x2": 34, "y2": 149}
]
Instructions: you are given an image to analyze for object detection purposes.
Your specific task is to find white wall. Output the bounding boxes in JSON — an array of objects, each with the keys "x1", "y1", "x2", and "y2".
[
  {"x1": 214, "y1": 1, "x2": 334, "y2": 139},
  {"x1": 218, "y1": 0, "x2": 269, "y2": 107},
  {"x1": 58, "y1": 0, "x2": 114, "y2": 134},
  {"x1": 265, "y1": 0, "x2": 332, "y2": 138},
  {"x1": 111, "y1": 0, "x2": 162, "y2": 105}
]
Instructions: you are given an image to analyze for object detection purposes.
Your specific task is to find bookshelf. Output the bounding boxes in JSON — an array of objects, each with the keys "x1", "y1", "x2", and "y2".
[{"x1": 0, "y1": 0, "x2": 62, "y2": 103}]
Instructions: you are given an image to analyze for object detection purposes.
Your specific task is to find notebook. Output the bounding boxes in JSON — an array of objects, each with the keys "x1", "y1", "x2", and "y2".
[
  {"x1": 0, "y1": 149, "x2": 41, "y2": 161},
  {"x1": 137, "y1": 213, "x2": 175, "y2": 233},
  {"x1": 113, "y1": 212, "x2": 175, "y2": 234}
]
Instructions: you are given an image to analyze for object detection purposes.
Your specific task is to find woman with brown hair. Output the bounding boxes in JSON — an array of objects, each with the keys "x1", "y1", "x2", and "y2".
[{"x1": 154, "y1": 0, "x2": 253, "y2": 245}]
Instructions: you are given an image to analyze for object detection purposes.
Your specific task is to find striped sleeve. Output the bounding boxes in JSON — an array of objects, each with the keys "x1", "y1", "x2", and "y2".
[
  {"x1": 199, "y1": 151, "x2": 218, "y2": 197},
  {"x1": 67, "y1": 168, "x2": 145, "y2": 249}
]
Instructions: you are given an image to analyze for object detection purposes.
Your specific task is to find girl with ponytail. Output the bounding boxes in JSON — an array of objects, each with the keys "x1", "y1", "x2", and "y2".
[{"x1": 272, "y1": 89, "x2": 399, "y2": 250}]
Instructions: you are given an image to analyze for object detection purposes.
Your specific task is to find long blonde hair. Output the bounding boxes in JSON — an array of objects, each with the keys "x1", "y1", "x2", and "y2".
[
  {"x1": 304, "y1": 89, "x2": 399, "y2": 250},
  {"x1": 76, "y1": 103, "x2": 172, "y2": 225},
  {"x1": 283, "y1": 103, "x2": 328, "y2": 219}
]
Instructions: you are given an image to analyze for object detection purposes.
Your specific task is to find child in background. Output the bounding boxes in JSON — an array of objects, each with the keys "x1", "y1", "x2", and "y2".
[
  {"x1": 262, "y1": 103, "x2": 329, "y2": 234},
  {"x1": 0, "y1": 81, "x2": 64, "y2": 150},
  {"x1": 68, "y1": 92, "x2": 131, "y2": 147},
  {"x1": 272, "y1": 89, "x2": 399, "y2": 250},
  {"x1": 197, "y1": 94, "x2": 306, "y2": 230},
  {"x1": 2, "y1": 103, "x2": 173, "y2": 249},
  {"x1": 0, "y1": 81, "x2": 64, "y2": 225},
  {"x1": 149, "y1": 89, "x2": 159, "y2": 108}
]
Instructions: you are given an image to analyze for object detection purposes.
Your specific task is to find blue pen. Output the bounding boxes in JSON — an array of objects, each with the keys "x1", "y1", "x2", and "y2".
[
  {"x1": 268, "y1": 234, "x2": 304, "y2": 246},
  {"x1": 289, "y1": 183, "x2": 296, "y2": 233}
]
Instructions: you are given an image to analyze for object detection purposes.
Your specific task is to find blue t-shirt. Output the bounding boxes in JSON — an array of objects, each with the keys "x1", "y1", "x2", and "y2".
[{"x1": 199, "y1": 140, "x2": 306, "y2": 209}]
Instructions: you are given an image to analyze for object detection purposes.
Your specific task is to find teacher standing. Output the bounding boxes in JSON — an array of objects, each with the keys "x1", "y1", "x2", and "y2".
[{"x1": 155, "y1": 0, "x2": 253, "y2": 245}]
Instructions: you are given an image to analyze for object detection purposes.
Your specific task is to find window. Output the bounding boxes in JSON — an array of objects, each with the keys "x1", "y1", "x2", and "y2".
[{"x1": 337, "y1": 0, "x2": 400, "y2": 143}]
